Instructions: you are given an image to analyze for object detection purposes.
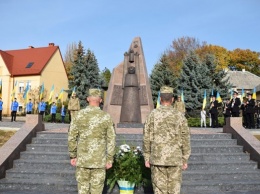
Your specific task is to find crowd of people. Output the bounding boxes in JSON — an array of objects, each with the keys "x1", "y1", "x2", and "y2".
[
  {"x1": 0, "y1": 95, "x2": 80, "y2": 123},
  {"x1": 202, "y1": 91, "x2": 260, "y2": 129}
]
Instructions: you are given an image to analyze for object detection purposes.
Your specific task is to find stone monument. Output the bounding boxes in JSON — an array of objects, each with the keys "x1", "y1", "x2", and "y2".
[{"x1": 103, "y1": 37, "x2": 153, "y2": 130}]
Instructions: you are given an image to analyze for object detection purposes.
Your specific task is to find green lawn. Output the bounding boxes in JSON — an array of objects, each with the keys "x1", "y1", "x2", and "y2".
[{"x1": 0, "y1": 130, "x2": 17, "y2": 147}]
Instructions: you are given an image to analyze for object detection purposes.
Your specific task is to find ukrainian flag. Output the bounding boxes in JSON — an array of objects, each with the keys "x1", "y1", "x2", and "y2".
[
  {"x1": 202, "y1": 90, "x2": 207, "y2": 110},
  {"x1": 39, "y1": 83, "x2": 44, "y2": 100},
  {"x1": 181, "y1": 88, "x2": 184, "y2": 102},
  {"x1": 72, "y1": 86, "x2": 76, "y2": 95},
  {"x1": 58, "y1": 88, "x2": 64, "y2": 102},
  {"x1": 23, "y1": 82, "x2": 30, "y2": 103},
  {"x1": 240, "y1": 88, "x2": 245, "y2": 101},
  {"x1": 216, "y1": 91, "x2": 222, "y2": 103},
  {"x1": 0, "y1": 79, "x2": 2, "y2": 98},
  {"x1": 210, "y1": 89, "x2": 214, "y2": 102},
  {"x1": 156, "y1": 91, "x2": 160, "y2": 109},
  {"x1": 252, "y1": 87, "x2": 256, "y2": 99},
  {"x1": 48, "y1": 84, "x2": 54, "y2": 104},
  {"x1": 230, "y1": 89, "x2": 233, "y2": 100},
  {"x1": 11, "y1": 81, "x2": 17, "y2": 101}
]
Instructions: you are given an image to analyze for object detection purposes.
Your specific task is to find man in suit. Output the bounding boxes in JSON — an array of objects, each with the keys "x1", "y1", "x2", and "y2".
[
  {"x1": 230, "y1": 91, "x2": 241, "y2": 117},
  {"x1": 246, "y1": 93, "x2": 255, "y2": 129},
  {"x1": 210, "y1": 95, "x2": 219, "y2": 128}
]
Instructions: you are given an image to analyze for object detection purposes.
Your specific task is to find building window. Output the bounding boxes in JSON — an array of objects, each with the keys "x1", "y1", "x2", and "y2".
[
  {"x1": 19, "y1": 82, "x2": 24, "y2": 93},
  {"x1": 26, "y1": 62, "x2": 34, "y2": 68}
]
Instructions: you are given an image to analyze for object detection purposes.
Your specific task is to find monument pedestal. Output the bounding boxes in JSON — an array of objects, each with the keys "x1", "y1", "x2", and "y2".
[{"x1": 116, "y1": 128, "x2": 143, "y2": 134}]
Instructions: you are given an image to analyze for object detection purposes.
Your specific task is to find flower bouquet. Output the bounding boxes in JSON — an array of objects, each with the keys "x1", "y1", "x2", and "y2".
[{"x1": 106, "y1": 144, "x2": 151, "y2": 193}]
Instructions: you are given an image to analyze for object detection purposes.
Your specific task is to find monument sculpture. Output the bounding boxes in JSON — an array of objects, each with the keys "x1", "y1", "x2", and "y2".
[
  {"x1": 103, "y1": 37, "x2": 153, "y2": 129},
  {"x1": 120, "y1": 50, "x2": 142, "y2": 123}
]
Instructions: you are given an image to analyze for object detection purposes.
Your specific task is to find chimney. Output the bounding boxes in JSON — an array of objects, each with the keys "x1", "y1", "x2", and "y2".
[
  {"x1": 48, "y1": 43, "x2": 55, "y2": 47},
  {"x1": 28, "y1": 46, "x2": 34, "y2": 49}
]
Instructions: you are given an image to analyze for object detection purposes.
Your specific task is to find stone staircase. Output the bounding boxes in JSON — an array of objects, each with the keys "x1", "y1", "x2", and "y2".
[{"x1": 0, "y1": 131, "x2": 260, "y2": 193}]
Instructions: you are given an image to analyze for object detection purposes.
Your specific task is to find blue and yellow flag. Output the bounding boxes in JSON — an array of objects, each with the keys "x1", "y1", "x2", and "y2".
[
  {"x1": 72, "y1": 86, "x2": 76, "y2": 95},
  {"x1": 23, "y1": 82, "x2": 30, "y2": 103},
  {"x1": 181, "y1": 88, "x2": 184, "y2": 102},
  {"x1": 11, "y1": 81, "x2": 17, "y2": 101},
  {"x1": 39, "y1": 83, "x2": 44, "y2": 100},
  {"x1": 230, "y1": 89, "x2": 233, "y2": 100},
  {"x1": 0, "y1": 79, "x2": 2, "y2": 97},
  {"x1": 216, "y1": 91, "x2": 222, "y2": 103},
  {"x1": 210, "y1": 89, "x2": 214, "y2": 102},
  {"x1": 156, "y1": 91, "x2": 160, "y2": 109},
  {"x1": 202, "y1": 90, "x2": 207, "y2": 110},
  {"x1": 252, "y1": 87, "x2": 256, "y2": 99},
  {"x1": 48, "y1": 84, "x2": 54, "y2": 104},
  {"x1": 58, "y1": 88, "x2": 64, "y2": 102},
  {"x1": 240, "y1": 88, "x2": 245, "y2": 101}
]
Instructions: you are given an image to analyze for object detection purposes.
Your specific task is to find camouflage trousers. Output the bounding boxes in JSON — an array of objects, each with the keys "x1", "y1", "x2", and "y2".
[
  {"x1": 76, "y1": 167, "x2": 105, "y2": 194},
  {"x1": 70, "y1": 110, "x2": 79, "y2": 121},
  {"x1": 151, "y1": 165, "x2": 182, "y2": 194}
]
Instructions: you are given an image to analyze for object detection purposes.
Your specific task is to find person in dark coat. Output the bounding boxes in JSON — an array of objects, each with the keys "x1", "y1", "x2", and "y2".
[
  {"x1": 230, "y1": 91, "x2": 241, "y2": 117},
  {"x1": 246, "y1": 93, "x2": 255, "y2": 129},
  {"x1": 223, "y1": 98, "x2": 232, "y2": 125},
  {"x1": 255, "y1": 102, "x2": 260, "y2": 129},
  {"x1": 240, "y1": 97, "x2": 248, "y2": 128},
  {"x1": 209, "y1": 96, "x2": 219, "y2": 128}
]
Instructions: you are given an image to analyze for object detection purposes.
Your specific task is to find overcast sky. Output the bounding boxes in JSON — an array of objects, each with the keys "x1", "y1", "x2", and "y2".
[{"x1": 0, "y1": 0, "x2": 259, "y2": 74}]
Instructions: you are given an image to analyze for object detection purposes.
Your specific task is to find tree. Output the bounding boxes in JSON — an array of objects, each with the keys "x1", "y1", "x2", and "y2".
[
  {"x1": 69, "y1": 41, "x2": 101, "y2": 108},
  {"x1": 196, "y1": 44, "x2": 230, "y2": 70},
  {"x1": 64, "y1": 42, "x2": 77, "y2": 81},
  {"x1": 100, "y1": 67, "x2": 111, "y2": 89},
  {"x1": 229, "y1": 48, "x2": 260, "y2": 76},
  {"x1": 177, "y1": 52, "x2": 203, "y2": 111},
  {"x1": 165, "y1": 36, "x2": 206, "y2": 77},
  {"x1": 203, "y1": 54, "x2": 231, "y2": 100},
  {"x1": 150, "y1": 54, "x2": 176, "y2": 107}
]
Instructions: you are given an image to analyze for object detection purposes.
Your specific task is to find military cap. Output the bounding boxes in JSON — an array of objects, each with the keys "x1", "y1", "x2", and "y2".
[
  {"x1": 160, "y1": 86, "x2": 173, "y2": 94},
  {"x1": 247, "y1": 92, "x2": 252, "y2": 96},
  {"x1": 89, "y1": 88, "x2": 102, "y2": 97},
  {"x1": 233, "y1": 91, "x2": 238, "y2": 95},
  {"x1": 210, "y1": 94, "x2": 215, "y2": 97}
]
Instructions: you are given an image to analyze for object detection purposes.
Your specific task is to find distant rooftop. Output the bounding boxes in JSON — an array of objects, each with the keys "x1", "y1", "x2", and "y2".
[{"x1": 226, "y1": 70, "x2": 260, "y2": 90}]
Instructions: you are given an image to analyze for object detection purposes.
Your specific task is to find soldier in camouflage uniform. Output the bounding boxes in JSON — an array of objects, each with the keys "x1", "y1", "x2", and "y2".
[
  {"x1": 174, "y1": 95, "x2": 186, "y2": 115},
  {"x1": 68, "y1": 93, "x2": 81, "y2": 121},
  {"x1": 68, "y1": 88, "x2": 116, "y2": 194},
  {"x1": 143, "y1": 86, "x2": 191, "y2": 194}
]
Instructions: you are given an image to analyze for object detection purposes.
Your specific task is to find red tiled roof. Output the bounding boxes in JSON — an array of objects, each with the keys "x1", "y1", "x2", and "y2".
[
  {"x1": 0, "y1": 50, "x2": 14, "y2": 73},
  {"x1": 1, "y1": 45, "x2": 59, "y2": 76}
]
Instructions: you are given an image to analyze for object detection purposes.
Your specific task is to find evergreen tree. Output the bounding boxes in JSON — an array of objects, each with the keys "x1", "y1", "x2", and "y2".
[
  {"x1": 177, "y1": 52, "x2": 204, "y2": 111},
  {"x1": 150, "y1": 54, "x2": 176, "y2": 107},
  {"x1": 69, "y1": 41, "x2": 101, "y2": 108},
  {"x1": 203, "y1": 54, "x2": 231, "y2": 100},
  {"x1": 100, "y1": 67, "x2": 111, "y2": 89}
]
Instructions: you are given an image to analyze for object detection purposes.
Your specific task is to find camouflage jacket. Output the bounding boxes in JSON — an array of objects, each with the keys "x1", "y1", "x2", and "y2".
[
  {"x1": 68, "y1": 106, "x2": 116, "y2": 168},
  {"x1": 68, "y1": 97, "x2": 80, "y2": 111},
  {"x1": 143, "y1": 105, "x2": 191, "y2": 166},
  {"x1": 174, "y1": 101, "x2": 186, "y2": 114}
]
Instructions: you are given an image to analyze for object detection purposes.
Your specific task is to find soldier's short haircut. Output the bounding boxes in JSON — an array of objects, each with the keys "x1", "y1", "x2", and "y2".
[{"x1": 160, "y1": 93, "x2": 173, "y2": 102}]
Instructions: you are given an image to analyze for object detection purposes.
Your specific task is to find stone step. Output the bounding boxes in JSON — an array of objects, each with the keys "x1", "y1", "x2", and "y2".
[
  {"x1": 181, "y1": 179, "x2": 260, "y2": 192},
  {"x1": 6, "y1": 169, "x2": 75, "y2": 180},
  {"x1": 13, "y1": 159, "x2": 74, "y2": 170},
  {"x1": 36, "y1": 132, "x2": 233, "y2": 140},
  {"x1": 37, "y1": 132, "x2": 68, "y2": 138},
  {"x1": 32, "y1": 136, "x2": 238, "y2": 147},
  {"x1": 188, "y1": 161, "x2": 257, "y2": 171},
  {"x1": 26, "y1": 144, "x2": 68, "y2": 152},
  {"x1": 20, "y1": 151, "x2": 70, "y2": 160},
  {"x1": 0, "y1": 178, "x2": 77, "y2": 193},
  {"x1": 188, "y1": 153, "x2": 250, "y2": 162},
  {"x1": 182, "y1": 170, "x2": 260, "y2": 181},
  {"x1": 191, "y1": 145, "x2": 243, "y2": 153}
]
